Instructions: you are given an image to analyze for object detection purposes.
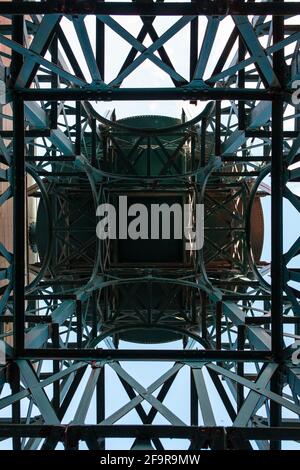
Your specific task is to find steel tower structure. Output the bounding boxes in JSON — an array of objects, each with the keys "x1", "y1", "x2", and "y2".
[{"x1": 0, "y1": 0, "x2": 300, "y2": 451}]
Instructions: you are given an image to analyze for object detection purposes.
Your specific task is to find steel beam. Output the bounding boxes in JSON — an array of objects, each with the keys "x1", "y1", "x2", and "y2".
[
  {"x1": 12, "y1": 8, "x2": 25, "y2": 356},
  {"x1": 0, "y1": 2, "x2": 298, "y2": 16},
  {"x1": 270, "y1": 4, "x2": 285, "y2": 449},
  {"x1": 19, "y1": 88, "x2": 280, "y2": 101},
  {"x1": 23, "y1": 349, "x2": 273, "y2": 362},
  {"x1": 0, "y1": 424, "x2": 299, "y2": 442},
  {"x1": 0, "y1": 0, "x2": 299, "y2": 452}
]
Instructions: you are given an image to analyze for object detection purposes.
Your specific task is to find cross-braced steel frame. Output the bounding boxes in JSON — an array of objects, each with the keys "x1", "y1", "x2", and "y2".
[{"x1": 0, "y1": 0, "x2": 300, "y2": 451}]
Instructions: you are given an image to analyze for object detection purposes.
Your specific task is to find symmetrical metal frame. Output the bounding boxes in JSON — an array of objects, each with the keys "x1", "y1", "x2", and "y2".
[{"x1": 0, "y1": 0, "x2": 300, "y2": 451}]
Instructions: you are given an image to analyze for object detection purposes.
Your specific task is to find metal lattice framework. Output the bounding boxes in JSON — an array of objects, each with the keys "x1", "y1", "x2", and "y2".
[{"x1": 0, "y1": 0, "x2": 300, "y2": 451}]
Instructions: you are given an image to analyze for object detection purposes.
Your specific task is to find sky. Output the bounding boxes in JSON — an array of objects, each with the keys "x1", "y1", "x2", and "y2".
[{"x1": 1, "y1": 4, "x2": 300, "y2": 450}]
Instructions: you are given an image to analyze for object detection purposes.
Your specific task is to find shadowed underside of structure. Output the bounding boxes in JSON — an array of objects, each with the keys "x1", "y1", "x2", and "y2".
[{"x1": 0, "y1": 0, "x2": 300, "y2": 451}]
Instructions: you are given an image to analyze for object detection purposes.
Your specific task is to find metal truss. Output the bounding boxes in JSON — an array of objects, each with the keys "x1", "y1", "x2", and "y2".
[{"x1": 0, "y1": 0, "x2": 299, "y2": 451}]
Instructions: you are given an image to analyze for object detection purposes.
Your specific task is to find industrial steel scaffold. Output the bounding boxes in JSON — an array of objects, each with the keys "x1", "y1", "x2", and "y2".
[{"x1": 0, "y1": 0, "x2": 299, "y2": 451}]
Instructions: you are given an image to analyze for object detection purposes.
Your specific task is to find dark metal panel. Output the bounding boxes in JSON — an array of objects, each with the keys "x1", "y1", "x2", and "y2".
[
  {"x1": 0, "y1": 2, "x2": 298, "y2": 16},
  {"x1": 19, "y1": 88, "x2": 280, "y2": 101}
]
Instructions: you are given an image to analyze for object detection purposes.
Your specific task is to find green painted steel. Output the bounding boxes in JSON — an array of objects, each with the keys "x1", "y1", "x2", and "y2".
[{"x1": 0, "y1": 1, "x2": 299, "y2": 451}]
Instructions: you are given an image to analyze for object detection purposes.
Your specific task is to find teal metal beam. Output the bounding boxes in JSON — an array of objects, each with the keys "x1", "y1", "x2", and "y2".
[
  {"x1": 16, "y1": 15, "x2": 62, "y2": 88},
  {"x1": 192, "y1": 368, "x2": 216, "y2": 426},
  {"x1": 99, "y1": 15, "x2": 192, "y2": 87},
  {"x1": 73, "y1": 16, "x2": 103, "y2": 83},
  {"x1": 233, "y1": 16, "x2": 280, "y2": 87},
  {"x1": 192, "y1": 17, "x2": 219, "y2": 81}
]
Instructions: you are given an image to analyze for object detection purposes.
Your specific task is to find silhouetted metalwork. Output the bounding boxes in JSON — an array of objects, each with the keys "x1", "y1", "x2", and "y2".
[{"x1": 0, "y1": 0, "x2": 299, "y2": 451}]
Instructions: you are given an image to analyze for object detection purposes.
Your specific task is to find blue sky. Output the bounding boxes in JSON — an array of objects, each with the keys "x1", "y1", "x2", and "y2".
[{"x1": 1, "y1": 6, "x2": 300, "y2": 450}]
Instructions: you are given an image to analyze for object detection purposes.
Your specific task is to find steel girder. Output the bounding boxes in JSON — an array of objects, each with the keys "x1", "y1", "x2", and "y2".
[
  {"x1": 0, "y1": 0, "x2": 299, "y2": 452},
  {"x1": 0, "y1": 1, "x2": 298, "y2": 16}
]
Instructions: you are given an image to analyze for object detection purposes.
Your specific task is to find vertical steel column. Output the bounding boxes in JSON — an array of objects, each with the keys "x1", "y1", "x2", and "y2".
[
  {"x1": 189, "y1": 0, "x2": 198, "y2": 107},
  {"x1": 147, "y1": 137, "x2": 151, "y2": 176},
  {"x1": 91, "y1": 118, "x2": 97, "y2": 167},
  {"x1": 200, "y1": 118, "x2": 206, "y2": 167},
  {"x1": 76, "y1": 300, "x2": 82, "y2": 348},
  {"x1": 238, "y1": 36, "x2": 245, "y2": 130},
  {"x1": 51, "y1": 323, "x2": 60, "y2": 414},
  {"x1": 216, "y1": 301, "x2": 222, "y2": 350},
  {"x1": 237, "y1": 325, "x2": 245, "y2": 411},
  {"x1": 190, "y1": 368, "x2": 198, "y2": 426},
  {"x1": 97, "y1": 366, "x2": 105, "y2": 449},
  {"x1": 9, "y1": 363, "x2": 21, "y2": 450},
  {"x1": 50, "y1": 35, "x2": 58, "y2": 129},
  {"x1": 96, "y1": 9, "x2": 105, "y2": 81},
  {"x1": 12, "y1": 3, "x2": 25, "y2": 356},
  {"x1": 75, "y1": 101, "x2": 82, "y2": 156},
  {"x1": 270, "y1": 1, "x2": 284, "y2": 450},
  {"x1": 215, "y1": 101, "x2": 221, "y2": 156},
  {"x1": 92, "y1": 291, "x2": 98, "y2": 338},
  {"x1": 201, "y1": 291, "x2": 207, "y2": 340}
]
